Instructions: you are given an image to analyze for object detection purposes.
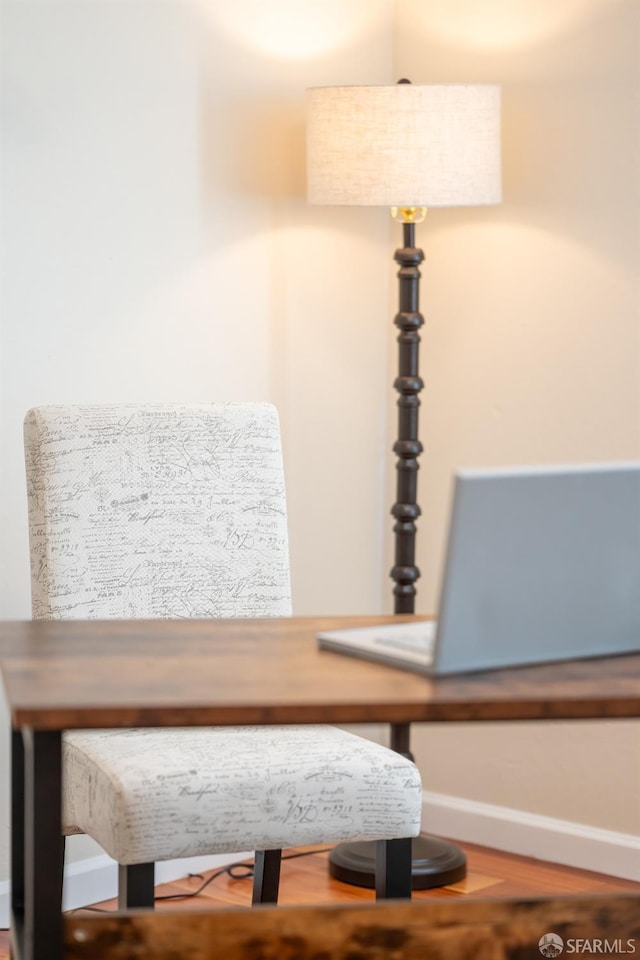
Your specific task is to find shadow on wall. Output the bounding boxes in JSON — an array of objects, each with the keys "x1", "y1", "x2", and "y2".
[{"x1": 199, "y1": 95, "x2": 307, "y2": 206}]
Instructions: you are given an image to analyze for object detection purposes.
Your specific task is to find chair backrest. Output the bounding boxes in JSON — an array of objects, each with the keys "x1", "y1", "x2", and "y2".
[{"x1": 24, "y1": 403, "x2": 292, "y2": 620}]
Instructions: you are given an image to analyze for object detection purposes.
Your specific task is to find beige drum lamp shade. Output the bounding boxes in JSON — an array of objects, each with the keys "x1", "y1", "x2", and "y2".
[{"x1": 306, "y1": 83, "x2": 502, "y2": 209}]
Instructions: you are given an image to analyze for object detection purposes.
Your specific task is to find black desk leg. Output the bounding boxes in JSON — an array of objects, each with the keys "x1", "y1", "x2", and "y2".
[
  {"x1": 11, "y1": 731, "x2": 25, "y2": 960},
  {"x1": 21, "y1": 729, "x2": 64, "y2": 960}
]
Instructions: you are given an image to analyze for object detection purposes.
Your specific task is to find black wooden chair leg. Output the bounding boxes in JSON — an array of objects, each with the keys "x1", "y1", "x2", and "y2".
[
  {"x1": 118, "y1": 862, "x2": 155, "y2": 910},
  {"x1": 375, "y1": 838, "x2": 413, "y2": 900},
  {"x1": 252, "y1": 849, "x2": 282, "y2": 904}
]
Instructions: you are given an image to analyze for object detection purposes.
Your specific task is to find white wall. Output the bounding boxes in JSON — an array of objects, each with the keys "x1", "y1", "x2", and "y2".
[
  {"x1": 394, "y1": 0, "x2": 640, "y2": 837},
  {"x1": 0, "y1": 0, "x2": 395, "y2": 883}
]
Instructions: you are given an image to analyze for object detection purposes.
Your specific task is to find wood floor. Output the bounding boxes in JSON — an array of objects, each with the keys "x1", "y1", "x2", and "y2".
[{"x1": 2, "y1": 839, "x2": 637, "y2": 957}]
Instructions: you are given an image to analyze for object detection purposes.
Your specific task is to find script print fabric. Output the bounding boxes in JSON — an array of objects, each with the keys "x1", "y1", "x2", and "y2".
[{"x1": 24, "y1": 403, "x2": 292, "y2": 620}]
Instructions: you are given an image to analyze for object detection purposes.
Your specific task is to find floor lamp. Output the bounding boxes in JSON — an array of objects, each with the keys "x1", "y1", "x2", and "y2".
[{"x1": 306, "y1": 81, "x2": 502, "y2": 888}]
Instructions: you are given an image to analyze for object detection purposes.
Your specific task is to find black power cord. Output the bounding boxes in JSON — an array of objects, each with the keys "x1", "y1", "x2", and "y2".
[
  {"x1": 69, "y1": 847, "x2": 333, "y2": 913},
  {"x1": 156, "y1": 847, "x2": 333, "y2": 902}
]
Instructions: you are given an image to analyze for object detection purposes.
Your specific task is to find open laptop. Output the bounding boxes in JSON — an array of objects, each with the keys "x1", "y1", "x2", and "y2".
[{"x1": 318, "y1": 462, "x2": 640, "y2": 675}]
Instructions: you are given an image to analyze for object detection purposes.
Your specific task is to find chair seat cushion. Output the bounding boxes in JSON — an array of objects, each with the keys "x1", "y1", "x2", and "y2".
[{"x1": 64, "y1": 725, "x2": 422, "y2": 864}]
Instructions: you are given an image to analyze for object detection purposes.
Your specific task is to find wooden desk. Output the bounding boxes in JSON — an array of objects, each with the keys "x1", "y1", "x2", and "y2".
[{"x1": 1, "y1": 615, "x2": 639, "y2": 959}]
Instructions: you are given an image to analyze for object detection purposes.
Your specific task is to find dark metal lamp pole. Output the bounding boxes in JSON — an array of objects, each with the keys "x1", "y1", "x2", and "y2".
[
  {"x1": 389, "y1": 210, "x2": 467, "y2": 884},
  {"x1": 391, "y1": 213, "x2": 424, "y2": 613},
  {"x1": 328, "y1": 211, "x2": 467, "y2": 889}
]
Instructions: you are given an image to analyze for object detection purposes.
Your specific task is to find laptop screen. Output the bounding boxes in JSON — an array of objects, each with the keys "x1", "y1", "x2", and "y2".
[{"x1": 434, "y1": 462, "x2": 640, "y2": 674}]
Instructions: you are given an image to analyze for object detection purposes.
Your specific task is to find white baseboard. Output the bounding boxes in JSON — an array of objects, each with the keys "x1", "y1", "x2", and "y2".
[
  {"x1": 421, "y1": 790, "x2": 640, "y2": 882},
  {"x1": 0, "y1": 849, "x2": 251, "y2": 929}
]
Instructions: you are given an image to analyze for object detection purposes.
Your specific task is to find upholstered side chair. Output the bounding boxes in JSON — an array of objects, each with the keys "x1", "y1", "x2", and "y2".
[{"x1": 23, "y1": 403, "x2": 422, "y2": 910}]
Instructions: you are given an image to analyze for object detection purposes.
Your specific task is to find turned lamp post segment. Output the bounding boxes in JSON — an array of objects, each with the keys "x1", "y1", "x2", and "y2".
[{"x1": 392, "y1": 218, "x2": 425, "y2": 613}]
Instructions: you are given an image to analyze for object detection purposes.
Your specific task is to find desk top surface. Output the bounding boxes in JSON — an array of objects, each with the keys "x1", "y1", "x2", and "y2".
[{"x1": 1, "y1": 616, "x2": 639, "y2": 729}]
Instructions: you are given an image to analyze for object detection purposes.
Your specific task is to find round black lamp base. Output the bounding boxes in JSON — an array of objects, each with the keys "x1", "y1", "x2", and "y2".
[{"x1": 329, "y1": 836, "x2": 467, "y2": 890}]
